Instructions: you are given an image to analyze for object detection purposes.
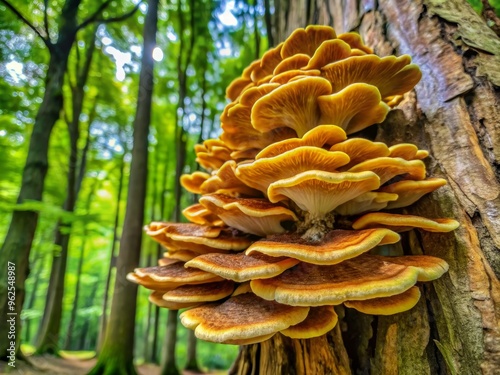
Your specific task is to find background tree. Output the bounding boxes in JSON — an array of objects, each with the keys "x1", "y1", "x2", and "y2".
[
  {"x1": 89, "y1": 0, "x2": 159, "y2": 373},
  {"x1": 0, "y1": 0, "x2": 140, "y2": 359},
  {"x1": 231, "y1": 1, "x2": 500, "y2": 374}
]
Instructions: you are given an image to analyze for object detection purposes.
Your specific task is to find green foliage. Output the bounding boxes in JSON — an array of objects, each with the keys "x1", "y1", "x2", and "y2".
[{"x1": 1, "y1": 0, "x2": 263, "y2": 369}]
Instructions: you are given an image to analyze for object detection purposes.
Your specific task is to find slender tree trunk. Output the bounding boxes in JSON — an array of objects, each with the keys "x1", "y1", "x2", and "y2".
[
  {"x1": 144, "y1": 139, "x2": 160, "y2": 362},
  {"x1": 97, "y1": 150, "x2": 126, "y2": 353},
  {"x1": 231, "y1": 1, "x2": 500, "y2": 374},
  {"x1": 89, "y1": 0, "x2": 158, "y2": 373},
  {"x1": 151, "y1": 145, "x2": 173, "y2": 364},
  {"x1": 64, "y1": 178, "x2": 97, "y2": 349},
  {"x1": 252, "y1": 0, "x2": 261, "y2": 59},
  {"x1": 160, "y1": 310, "x2": 179, "y2": 375},
  {"x1": 22, "y1": 251, "x2": 46, "y2": 344},
  {"x1": 35, "y1": 27, "x2": 97, "y2": 356},
  {"x1": 0, "y1": 0, "x2": 81, "y2": 359},
  {"x1": 161, "y1": 1, "x2": 197, "y2": 372},
  {"x1": 77, "y1": 279, "x2": 99, "y2": 350},
  {"x1": 263, "y1": 0, "x2": 274, "y2": 47},
  {"x1": 184, "y1": 330, "x2": 199, "y2": 372}
]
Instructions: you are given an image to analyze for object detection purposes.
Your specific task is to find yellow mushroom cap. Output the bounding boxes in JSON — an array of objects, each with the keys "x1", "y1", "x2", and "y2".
[
  {"x1": 250, "y1": 254, "x2": 422, "y2": 306},
  {"x1": 185, "y1": 251, "x2": 299, "y2": 282},
  {"x1": 379, "y1": 178, "x2": 447, "y2": 209},
  {"x1": 267, "y1": 170, "x2": 381, "y2": 218},
  {"x1": 180, "y1": 293, "x2": 310, "y2": 345},
  {"x1": 321, "y1": 54, "x2": 422, "y2": 100},
  {"x1": 352, "y1": 212, "x2": 460, "y2": 233},
  {"x1": 251, "y1": 77, "x2": 332, "y2": 137},
  {"x1": 199, "y1": 194, "x2": 297, "y2": 236},
  {"x1": 246, "y1": 229, "x2": 400, "y2": 265},
  {"x1": 281, "y1": 25, "x2": 337, "y2": 58},
  {"x1": 281, "y1": 306, "x2": 338, "y2": 339},
  {"x1": 344, "y1": 286, "x2": 421, "y2": 315},
  {"x1": 162, "y1": 280, "x2": 235, "y2": 303},
  {"x1": 149, "y1": 291, "x2": 201, "y2": 310},
  {"x1": 256, "y1": 125, "x2": 347, "y2": 159},
  {"x1": 318, "y1": 83, "x2": 390, "y2": 134},
  {"x1": 236, "y1": 147, "x2": 351, "y2": 194}
]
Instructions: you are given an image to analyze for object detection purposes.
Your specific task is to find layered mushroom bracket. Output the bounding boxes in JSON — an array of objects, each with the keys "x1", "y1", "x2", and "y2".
[{"x1": 128, "y1": 25, "x2": 459, "y2": 345}]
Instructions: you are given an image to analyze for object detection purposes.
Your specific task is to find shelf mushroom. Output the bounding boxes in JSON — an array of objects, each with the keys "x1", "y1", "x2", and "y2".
[{"x1": 128, "y1": 25, "x2": 458, "y2": 346}]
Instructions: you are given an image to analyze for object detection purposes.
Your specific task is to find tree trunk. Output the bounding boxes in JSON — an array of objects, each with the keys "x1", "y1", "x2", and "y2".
[
  {"x1": 89, "y1": 0, "x2": 158, "y2": 373},
  {"x1": 64, "y1": 178, "x2": 97, "y2": 349},
  {"x1": 184, "y1": 330, "x2": 200, "y2": 372},
  {"x1": 35, "y1": 27, "x2": 97, "y2": 355},
  {"x1": 97, "y1": 149, "x2": 126, "y2": 353},
  {"x1": 0, "y1": 0, "x2": 80, "y2": 359},
  {"x1": 231, "y1": 1, "x2": 500, "y2": 374},
  {"x1": 160, "y1": 310, "x2": 179, "y2": 375},
  {"x1": 22, "y1": 251, "x2": 46, "y2": 344}
]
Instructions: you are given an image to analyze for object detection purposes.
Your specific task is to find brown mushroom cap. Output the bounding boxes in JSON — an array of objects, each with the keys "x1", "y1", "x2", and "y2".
[
  {"x1": 199, "y1": 194, "x2": 297, "y2": 236},
  {"x1": 246, "y1": 229, "x2": 400, "y2": 265},
  {"x1": 321, "y1": 55, "x2": 422, "y2": 100},
  {"x1": 149, "y1": 291, "x2": 201, "y2": 310},
  {"x1": 267, "y1": 170, "x2": 381, "y2": 217},
  {"x1": 250, "y1": 254, "x2": 423, "y2": 306},
  {"x1": 236, "y1": 147, "x2": 351, "y2": 194},
  {"x1": 134, "y1": 263, "x2": 222, "y2": 284},
  {"x1": 256, "y1": 125, "x2": 347, "y2": 159},
  {"x1": 162, "y1": 280, "x2": 235, "y2": 303},
  {"x1": 379, "y1": 178, "x2": 447, "y2": 209},
  {"x1": 165, "y1": 250, "x2": 199, "y2": 262},
  {"x1": 318, "y1": 83, "x2": 390, "y2": 134},
  {"x1": 146, "y1": 223, "x2": 256, "y2": 253},
  {"x1": 344, "y1": 286, "x2": 421, "y2": 315},
  {"x1": 179, "y1": 293, "x2": 310, "y2": 344},
  {"x1": 280, "y1": 306, "x2": 338, "y2": 339},
  {"x1": 251, "y1": 77, "x2": 333, "y2": 137},
  {"x1": 352, "y1": 212, "x2": 460, "y2": 233},
  {"x1": 185, "y1": 252, "x2": 300, "y2": 282}
]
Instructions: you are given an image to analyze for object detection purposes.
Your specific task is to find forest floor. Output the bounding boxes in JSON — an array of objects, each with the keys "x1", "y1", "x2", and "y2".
[{"x1": 0, "y1": 356, "x2": 224, "y2": 374}]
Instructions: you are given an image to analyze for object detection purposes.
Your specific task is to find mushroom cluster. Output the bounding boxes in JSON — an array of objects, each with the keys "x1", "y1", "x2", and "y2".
[{"x1": 128, "y1": 25, "x2": 458, "y2": 345}]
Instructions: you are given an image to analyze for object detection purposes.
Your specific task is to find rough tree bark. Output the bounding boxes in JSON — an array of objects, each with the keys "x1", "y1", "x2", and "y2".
[
  {"x1": 231, "y1": 1, "x2": 500, "y2": 374},
  {"x1": 89, "y1": 0, "x2": 158, "y2": 373}
]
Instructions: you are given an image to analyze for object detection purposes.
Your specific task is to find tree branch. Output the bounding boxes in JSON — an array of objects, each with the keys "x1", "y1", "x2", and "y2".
[
  {"x1": 77, "y1": 0, "x2": 142, "y2": 31},
  {"x1": 76, "y1": 0, "x2": 112, "y2": 31},
  {"x1": 0, "y1": 0, "x2": 51, "y2": 48}
]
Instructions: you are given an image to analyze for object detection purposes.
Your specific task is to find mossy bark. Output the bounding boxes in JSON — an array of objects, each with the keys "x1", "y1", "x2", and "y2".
[{"x1": 230, "y1": 0, "x2": 500, "y2": 374}]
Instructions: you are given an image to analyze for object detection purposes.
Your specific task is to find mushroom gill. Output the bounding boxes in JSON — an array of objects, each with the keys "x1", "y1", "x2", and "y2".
[{"x1": 128, "y1": 25, "x2": 458, "y2": 346}]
